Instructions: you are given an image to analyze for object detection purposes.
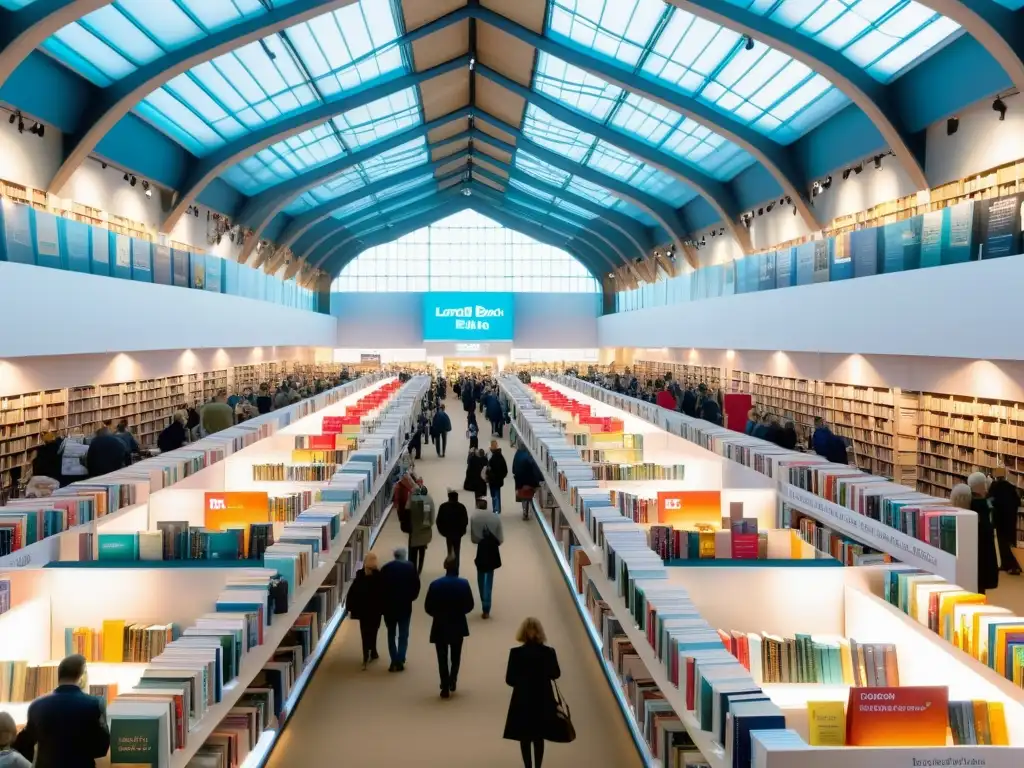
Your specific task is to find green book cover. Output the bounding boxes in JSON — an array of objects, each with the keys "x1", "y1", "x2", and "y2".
[
  {"x1": 97, "y1": 534, "x2": 139, "y2": 561},
  {"x1": 812, "y1": 644, "x2": 825, "y2": 683},
  {"x1": 206, "y1": 530, "x2": 242, "y2": 560},
  {"x1": 940, "y1": 516, "x2": 957, "y2": 555},
  {"x1": 109, "y1": 715, "x2": 160, "y2": 765}
]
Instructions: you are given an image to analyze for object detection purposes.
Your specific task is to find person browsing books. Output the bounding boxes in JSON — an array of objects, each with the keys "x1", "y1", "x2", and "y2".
[
  {"x1": 380, "y1": 547, "x2": 421, "y2": 672},
  {"x1": 470, "y1": 498, "x2": 504, "y2": 619},
  {"x1": 408, "y1": 485, "x2": 435, "y2": 575},
  {"x1": 13, "y1": 654, "x2": 109, "y2": 768},
  {"x1": 988, "y1": 467, "x2": 1022, "y2": 575},
  {"x1": 200, "y1": 390, "x2": 234, "y2": 436},
  {"x1": 424, "y1": 556, "x2": 475, "y2": 699},
  {"x1": 512, "y1": 445, "x2": 543, "y2": 521},
  {"x1": 157, "y1": 410, "x2": 189, "y2": 453},
  {"x1": 346, "y1": 552, "x2": 385, "y2": 669},
  {"x1": 504, "y1": 617, "x2": 564, "y2": 768},
  {"x1": 85, "y1": 431, "x2": 128, "y2": 478},
  {"x1": 967, "y1": 473, "x2": 1000, "y2": 594},
  {"x1": 0, "y1": 712, "x2": 30, "y2": 768}
]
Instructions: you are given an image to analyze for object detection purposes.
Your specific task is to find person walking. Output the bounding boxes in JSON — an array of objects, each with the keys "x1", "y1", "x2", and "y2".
[
  {"x1": 408, "y1": 485, "x2": 435, "y2": 575},
  {"x1": 989, "y1": 467, "x2": 1022, "y2": 575},
  {"x1": 465, "y1": 448, "x2": 488, "y2": 500},
  {"x1": 485, "y1": 390, "x2": 505, "y2": 438},
  {"x1": 346, "y1": 551, "x2": 384, "y2": 669},
  {"x1": 967, "y1": 473, "x2": 1001, "y2": 594},
  {"x1": 380, "y1": 547, "x2": 421, "y2": 672},
  {"x1": 201, "y1": 390, "x2": 235, "y2": 435},
  {"x1": 512, "y1": 443, "x2": 543, "y2": 521},
  {"x1": 467, "y1": 410, "x2": 480, "y2": 450},
  {"x1": 487, "y1": 441, "x2": 509, "y2": 515},
  {"x1": 504, "y1": 617, "x2": 563, "y2": 768},
  {"x1": 470, "y1": 497, "x2": 504, "y2": 619},
  {"x1": 424, "y1": 556, "x2": 475, "y2": 699},
  {"x1": 436, "y1": 490, "x2": 469, "y2": 576},
  {"x1": 12, "y1": 654, "x2": 109, "y2": 768},
  {"x1": 432, "y1": 404, "x2": 452, "y2": 458},
  {"x1": 393, "y1": 471, "x2": 417, "y2": 536},
  {"x1": 461, "y1": 380, "x2": 475, "y2": 416}
]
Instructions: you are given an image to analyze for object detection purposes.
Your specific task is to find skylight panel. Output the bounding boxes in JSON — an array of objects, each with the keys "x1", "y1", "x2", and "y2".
[
  {"x1": 331, "y1": 195, "x2": 379, "y2": 221},
  {"x1": 547, "y1": 0, "x2": 665, "y2": 68},
  {"x1": 521, "y1": 105, "x2": 597, "y2": 162},
  {"x1": 515, "y1": 153, "x2": 572, "y2": 188},
  {"x1": 332, "y1": 88, "x2": 421, "y2": 150},
  {"x1": 533, "y1": 53, "x2": 622, "y2": 120},
  {"x1": 556, "y1": 199, "x2": 598, "y2": 220},
  {"x1": 361, "y1": 140, "x2": 429, "y2": 183},
  {"x1": 509, "y1": 180, "x2": 555, "y2": 203}
]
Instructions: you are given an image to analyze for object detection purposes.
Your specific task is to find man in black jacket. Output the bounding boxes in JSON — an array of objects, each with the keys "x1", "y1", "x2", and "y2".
[
  {"x1": 380, "y1": 547, "x2": 421, "y2": 672},
  {"x1": 436, "y1": 490, "x2": 469, "y2": 575},
  {"x1": 487, "y1": 442, "x2": 508, "y2": 515},
  {"x1": 14, "y1": 654, "x2": 109, "y2": 768},
  {"x1": 989, "y1": 468, "x2": 1022, "y2": 575},
  {"x1": 424, "y1": 556, "x2": 475, "y2": 699}
]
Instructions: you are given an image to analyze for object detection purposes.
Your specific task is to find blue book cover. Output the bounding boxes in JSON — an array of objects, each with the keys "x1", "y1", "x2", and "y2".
[
  {"x1": 33, "y1": 209, "x2": 62, "y2": 270},
  {"x1": 263, "y1": 555, "x2": 297, "y2": 600},
  {"x1": 0, "y1": 199, "x2": 34, "y2": 264},
  {"x1": 61, "y1": 219, "x2": 91, "y2": 273},
  {"x1": 97, "y1": 533, "x2": 139, "y2": 561}
]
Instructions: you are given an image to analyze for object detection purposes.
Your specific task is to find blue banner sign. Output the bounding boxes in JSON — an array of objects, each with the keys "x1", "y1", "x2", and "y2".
[{"x1": 423, "y1": 292, "x2": 514, "y2": 341}]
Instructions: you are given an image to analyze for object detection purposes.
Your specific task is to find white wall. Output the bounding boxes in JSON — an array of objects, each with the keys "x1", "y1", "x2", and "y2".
[
  {"x1": 0, "y1": 115, "x2": 61, "y2": 190},
  {"x1": 599, "y1": 255, "x2": 1024, "y2": 361},
  {"x1": 332, "y1": 292, "x2": 601, "y2": 349},
  {"x1": 0, "y1": 262, "x2": 336, "y2": 358},
  {"x1": 926, "y1": 91, "x2": 1024, "y2": 186},
  {"x1": 0, "y1": 346, "x2": 320, "y2": 398}
]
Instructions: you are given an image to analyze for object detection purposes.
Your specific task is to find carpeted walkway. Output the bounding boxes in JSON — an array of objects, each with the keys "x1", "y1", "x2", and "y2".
[{"x1": 266, "y1": 396, "x2": 642, "y2": 768}]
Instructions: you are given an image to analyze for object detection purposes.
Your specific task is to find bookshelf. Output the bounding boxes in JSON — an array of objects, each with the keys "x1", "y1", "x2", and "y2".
[{"x1": 633, "y1": 361, "x2": 721, "y2": 390}]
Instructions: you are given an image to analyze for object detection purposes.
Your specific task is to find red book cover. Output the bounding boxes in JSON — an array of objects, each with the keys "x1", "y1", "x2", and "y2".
[
  {"x1": 685, "y1": 657, "x2": 696, "y2": 710},
  {"x1": 731, "y1": 532, "x2": 760, "y2": 559}
]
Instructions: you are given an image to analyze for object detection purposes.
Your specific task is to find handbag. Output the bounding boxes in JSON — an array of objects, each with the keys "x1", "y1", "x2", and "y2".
[
  {"x1": 515, "y1": 485, "x2": 536, "y2": 501},
  {"x1": 548, "y1": 680, "x2": 576, "y2": 743}
]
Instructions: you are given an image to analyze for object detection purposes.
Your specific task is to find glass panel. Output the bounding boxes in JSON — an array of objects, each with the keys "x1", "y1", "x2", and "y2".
[{"x1": 332, "y1": 209, "x2": 599, "y2": 291}]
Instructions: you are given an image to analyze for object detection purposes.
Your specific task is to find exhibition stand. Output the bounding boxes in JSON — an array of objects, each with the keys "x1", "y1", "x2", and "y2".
[
  {"x1": 0, "y1": 374, "x2": 429, "y2": 767},
  {"x1": 500, "y1": 374, "x2": 1022, "y2": 768}
]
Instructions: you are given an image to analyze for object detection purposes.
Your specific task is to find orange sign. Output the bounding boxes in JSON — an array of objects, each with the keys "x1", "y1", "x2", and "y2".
[
  {"x1": 204, "y1": 492, "x2": 270, "y2": 553},
  {"x1": 656, "y1": 490, "x2": 721, "y2": 526},
  {"x1": 846, "y1": 687, "x2": 948, "y2": 746}
]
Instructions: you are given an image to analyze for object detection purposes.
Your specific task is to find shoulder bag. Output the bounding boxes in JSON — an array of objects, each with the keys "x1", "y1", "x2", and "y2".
[{"x1": 548, "y1": 680, "x2": 576, "y2": 743}]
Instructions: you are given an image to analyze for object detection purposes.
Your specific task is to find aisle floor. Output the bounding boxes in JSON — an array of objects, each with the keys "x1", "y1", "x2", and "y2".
[{"x1": 267, "y1": 399, "x2": 642, "y2": 768}]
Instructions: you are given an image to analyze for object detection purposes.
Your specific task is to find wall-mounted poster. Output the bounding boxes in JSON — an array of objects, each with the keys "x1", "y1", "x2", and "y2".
[
  {"x1": 171, "y1": 249, "x2": 189, "y2": 286},
  {"x1": 851, "y1": 228, "x2": 880, "y2": 277},
  {"x1": 62, "y1": 219, "x2": 91, "y2": 273},
  {"x1": 205, "y1": 255, "x2": 222, "y2": 292},
  {"x1": 757, "y1": 250, "x2": 776, "y2": 291},
  {"x1": 812, "y1": 240, "x2": 829, "y2": 283},
  {"x1": 722, "y1": 259, "x2": 736, "y2": 296},
  {"x1": 0, "y1": 199, "x2": 33, "y2": 264},
  {"x1": 944, "y1": 199, "x2": 975, "y2": 264},
  {"x1": 978, "y1": 193, "x2": 1023, "y2": 260},
  {"x1": 113, "y1": 233, "x2": 131, "y2": 280},
  {"x1": 775, "y1": 247, "x2": 794, "y2": 288},
  {"x1": 795, "y1": 242, "x2": 815, "y2": 285},
  {"x1": 130, "y1": 239, "x2": 152, "y2": 282},
  {"x1": 830, "y1": 232, "x2": 852, "y2": 281},
  {"x1": 91, "y1": 226, "x2": 110, "y2": 275},
  {"x1": 34, "y1": 209, "x2": 61, "y2": 268},
  {"x1": 190, "y1": 252, "x2": 206, "y2": 289},
  {"x1": 920, "y1": 210, "x2": 943, "y2": 268},
  {"x1": 152, "y1": 244, "x2": 171, "y2": 285},
  {"x1": 881, "y1": 215, "x2": 922, "y2": 273}
]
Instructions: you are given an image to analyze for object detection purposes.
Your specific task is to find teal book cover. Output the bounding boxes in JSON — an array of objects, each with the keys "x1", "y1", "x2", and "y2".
[
  {"x1": 97, "y1": 533, "x2": 139, "y2": 561},
  {"x1": 206, "y1": 531, "x2": 242, "y2": 560},
  {"x1": 109, "y1": 715, "x2": 160, "y2": 765}
]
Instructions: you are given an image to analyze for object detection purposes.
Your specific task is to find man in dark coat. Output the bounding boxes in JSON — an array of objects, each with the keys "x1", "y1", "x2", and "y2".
[
  {"x1": 13, "y1": 654, "x2": 109, "y2": 768},
  {"x1": 424, "y1": 556, "x2": 475, "y2": 698},
  {"x1": 431, "y1": 404, "x2": 452, "y2": 458},
  {"x1": 436, "y1": 490, "x2": 469, "y2": 575},
  {"x1": 988, "y1": 468, "x2": 1022, "y2": 575},
  {"x1": 681, "y1": 387, "x2": 697, "y2": 417},
  {"x1": 485, "y1": 391, "x2": 505, "y2": 438},
  {"x1": 487, "y1": 442, "x2": 509, "y2": 515},
  {"x1": 464, "y1": 448, "x2": 488, "y2": 500},
  {"x1": 461, "y1": 381, "x2": 475, "y2": 414},
  {"x1": 380, "y1": 547, "x2": 421, "y2": 672}
]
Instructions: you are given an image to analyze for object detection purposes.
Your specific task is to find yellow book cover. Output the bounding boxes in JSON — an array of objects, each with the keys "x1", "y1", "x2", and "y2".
[
  {"x1": 914, "y1": 584, "x2": 961, "y2": 626},
  {"x1": 972, "y1": 608, "x2": 1013, "y2": 662},
  {"x1": 790, "y1": 530, "x2": 803, "y2": 559},
  {"x1": 906, "y1": 574, "x2": 947, "y2": 618},
  {"x1": 808, "y1": 701, "x2": 846, "y2": 746},
  {"x1": 698, "y1": 530, "x2": 716, "y2": 559},
  {"x1": 988, "y1": 702, "x2": 1009, "y2": 745},
  {"x1": 838, "y1": 639, "x2": 854, "y2": 685},
  {"x1": 972, "y1": 701, "x2": 990, "y2": 745},
  {"x1": 938, "y1": 591, "x2": 986, "y2": 644},
  {"x1": 102, "y1": 620, "x2": 125, "y2": 663}
]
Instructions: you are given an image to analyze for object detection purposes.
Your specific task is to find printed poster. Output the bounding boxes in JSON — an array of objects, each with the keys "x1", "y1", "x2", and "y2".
[
  {"x1": 656, "y1": 490, "x2": 721, "y2": 527},
  {"x1": 91, "y1": 227, "x2": 110, "y2": 272},
  {"x1": 757, "y1": 251, "x2": 776, "y2": 291},
  {"x1": 2, "y1": 198, "x2": 30, "y2": 246},
  {"x1": 919, "y1": 210, "x2": 943, "y2": 268},
  {"x1": 190, "y1": 252, "x2": 205, "y2": 289},
  {"x1": 131, "y1": 239, "x2": 151, "y2": 277},
  {"x1": 205, "y1": 255, "x2": 222, "y2": 292},
  {"x1": 945, "y1": 199, "x2": 975, "y2": 263},
  {"x1": 114, "y1": 234, "x2": 131, "y2": 268},
  {"x1": 979, "y1": 194, "x2": 1021, "y2": 260},
  {"x1": 64, "y1": 220, "x2": 90, "y2": 273},
  {"x1": 775, "y1": 247, "x2": 794, "y2": 288},
  {"x1": 851, "y1": 228, "x2": 879, "y2": 277},
  {"x1": 171, "y1": 250, "x2": 189, "y2": 286},
  {"x1": 152, "y1": 244, "x2": 171, "y2": 284},
  {"x1": 34, "y1": 210, "x2": 60, "y2": 259},
  {"x1": 795, "y1": 242, "x2": 815, "y2": 285},
  {"x1": 812, "y1": 241, "x2": 829, "y2": 283}
]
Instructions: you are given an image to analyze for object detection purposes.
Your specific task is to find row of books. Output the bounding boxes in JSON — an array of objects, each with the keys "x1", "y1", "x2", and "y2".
[
  {"x1": 0, "y1": 579, "x2": 8, "y2": 615},
  {"x1": 269, "y1": 491, "x2": 314, "y2": 523},
  {"x1": 554, "y1": 377, "x2": 969, "y2": 558},
  {"x1": 251, "y1": 463, "x2": 337, "y2": 482},
  {"x1": 885, "y1": 568, "x2": 1024, "y2": 684},
  {"x1": 506, "y1": 378, "x2": 790, "y2": 768},
  {"x1": 718, "y1": 630, "x2": 899, "y2": 686},
  {"x1": 571, "y1": 431, "x2": 643, "y2": 448},
  {"x1": 293, "y1": 434, "x2": 355, "y2": 450},
  {"x1": 779, "y1": 502, "x2": 891, "y2": 566},
  {"x1": 290, "y1": 448, "x2": 349, "y2": 464},
  {"x1": 64, "y1": 621, "x2": 178, "y2": 663},
  {"x1": 647, "y1": 526, "x2": 803, "y2": 562},
  {"x1": 590, "y1": 462, "x2": 687, "y2": 482},
  {"x1": 0, "y1": 662, "x2": 60, "y2": 703}
]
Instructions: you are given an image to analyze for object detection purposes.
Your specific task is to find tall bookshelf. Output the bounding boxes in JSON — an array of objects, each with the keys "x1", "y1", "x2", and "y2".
[
  {"x1": 0, "y1": 390, "x2": 65, "y2": 474},
  {"x1": 231, "y1": 362, "x2": 281, "y2": 393},
  {"x1": 632, "y1": 361, "x2": 722, "y2": 390}
]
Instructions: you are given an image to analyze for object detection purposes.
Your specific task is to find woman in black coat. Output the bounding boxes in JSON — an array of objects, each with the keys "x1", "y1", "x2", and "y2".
[
  {"x1": 464, "y1": 449, "x2": 488, "y2": 499},
  {"x1": 346, "y1": 552, "x2": 385, "y2": 668},
  {"x1": 504, "y1": 617, "x2": 561, "y2": 768}
]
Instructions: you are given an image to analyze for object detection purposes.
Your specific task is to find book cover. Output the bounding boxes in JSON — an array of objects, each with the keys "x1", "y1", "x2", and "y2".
[
  {"x1": 808, "y1": 701, "x2": 846, "y2": 745},
  {"x1": 98, "y1": 534, "x2": 139, "y2": 562},
  {"x1": 109, "y1": 715, "x2": 161, "y2": 765},
  {"x1": 846, "y1": 686, "x2": 948, "y2": 746}
]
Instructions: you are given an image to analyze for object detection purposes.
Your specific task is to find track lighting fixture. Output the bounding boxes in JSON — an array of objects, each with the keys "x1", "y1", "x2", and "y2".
[
  {"x1": 718, "y1": 228, "x2": 724, "y2": 236},
  {"x1": 842, "y1": 168, "x2": 851, "y2": 181},
  {"x1": 873, "y1": 154, "x2": 883, "y2": 171},
  {"x1": 853, "y1": 163, "x2": 863, "y2": 175},
  {"x1": 792, "y1": 206, "x2": 797, "y2": 216},
  {"x1": 993, "y1": 96, "x2": 1007, "y2": 121},
  {"x1": 710, "y1": 230, "x2": 716, "y2": 238},
  {"x1": 29, "y1": 122, "x2": 44, "y2": 137},
  {"x1": 16, "y1": 116, "x2": 24, "y2": 134},
  {"x1": 143, "y1": 180, "x2": 152, "y2": 198},
  {"x1": 130, "y1": 175, "x2": 137, "y2": 187},
  {"x1": 765, "y1": 202, "x2": 775, "y2": 213},
  {"x1": 946, "y1": 116, "x2": 959, "y2": 135},
  {"x1": 124, "y1": 173, "x2": 129, "y2": 182},
  {"x1": 101, "y1": 162, "x2": 107, "y2": 169},
  {"x1": 743, "y1": 35, "x2": 754, "y2": 51},
  {"x1": 7, "y1": 112, "x2": 14, "y2": 125},
  {"x1": 195, "y1": 207, "x2": 199, "y2": 218},
  {"x1": 821, "y1": 175, "x2": 832, "y2": 190},
  {"x1": 757, "y1": 207, "x2": 763, "y2": 216},
  {"x1": 784, "y1": 196, "x2": 792, "y2": 205},
  {"x1": 779, "y1": 198, "x2": 785, "y2": 206}
]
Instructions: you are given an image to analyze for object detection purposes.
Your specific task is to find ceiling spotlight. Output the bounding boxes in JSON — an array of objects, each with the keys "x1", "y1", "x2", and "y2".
[
  {"x1": 462, "y1": 188, "x2": 472, "y2": 197},
  {"x1": 792, "y1": 206, "x2": 797, "y2": 216},
  {"x1": 757, "y1": 207, "x2": 763, "y2": 216},
  {"x1": 873, "y1": 154, "x2": 883, "y2": 171},
  {"x1": 195, "y1": 207, "x2": 200, "y2": 218},
  {"x1": 784, "y1": 196, "x2": 792, "y2": 205},
  {"x1": 36, "y1": 123, "x2": 44, "y2": 138},
  {"x1": 946, "y1": 116, "x2": 959, "y2": 135},
  {"x1": 853, "y1": 163, "x2": 863, "y2": 175},
  {"x1": 822, "y1": 175, "x2": 832, "y2": 190},
  {"x1": 142, "y1": 180, "x2": 152, "y2": 198},
  {"x1": 608, "y1": 272, "x2": 614, "y2": 278},
  {"x1": 765, "y1": 202, "x2": 775, "y2": 213},
  {"x1": 124, "y1": 173, "x2": 129, "y2": 182},
  {"x1": 16, "y1": 116, "x2": 24, "y2": 134},
  {"x1": 469, "y1": 57, "x2": 476, "y2": 71},
  {"x1": 842, "y1": 167, "x2": 851, "y2": 181},
  {"x1": 101, "y1": 162, "x2": 107, "y2": 169},
  {"x1": 130, "y1": 175, "x2": 137, "y2": 187},
  {"x1": 743, "y1": 35, "x2": 754, "y2": 51},
  {"x1": 779, "y1": 197, "x2": 785, "y2": 206},
  {"x1": 7, "y1": 112, "x2": 14, "y2": 125},
  {"x1": 993, "y1": 96, "x2": 1007, "y2": 121},
  {"x1": 700, "y1": 235, "x2": 705, "y2": 244},
  {"x1": 710, "y1": 230, "x2": 716, "y2": 238}
]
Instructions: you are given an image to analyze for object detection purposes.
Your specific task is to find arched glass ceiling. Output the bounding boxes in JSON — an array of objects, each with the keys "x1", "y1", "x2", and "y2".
[
  {"x1": 533, "y1": 53, "x2": 754, "y2": 180},
  {"x1": 99, "y1": 1, "x2": 408, "y2": 159},
  {"x1": 521, "y1": 104, "x2": 696, "y2": 207},
  {"x1": 330, "y1": 174, "x2": 437, "y2": 222},
  {"x1": 550, "y1": 0, "x2": 895, "y2": 143},
  {"x1": 281, "y1": 138, "x2": 430, "y2": 216},
  {"x1": 718, "y1": 0, "x2": 960, "y2": 82},
  {"x1": 507, "y1": 179, "x2": 598, "y2": 221},
  {"x1": 220, "y1": 86, "x2": 422, "y2": 195}
]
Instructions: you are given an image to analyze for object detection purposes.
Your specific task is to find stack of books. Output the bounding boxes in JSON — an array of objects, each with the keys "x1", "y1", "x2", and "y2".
[
  {"x1": 268, "y1": 491, "x2": 314, "y2": 523},
  {"x1": 590, "y1": 462, "x2": 686, "y2": 481},
  {"x1": 251, "y1": 463, "x2": 336, "y2": 482},
  {"x1": 0, "y1": 661, "x2": 58, "y2": 702},
  {"x1": 64, "y1": 620, "x2": 178, "y2": 663},
  {"x1": 780, "y1": 502, "x2": 891, "y2": 565}
]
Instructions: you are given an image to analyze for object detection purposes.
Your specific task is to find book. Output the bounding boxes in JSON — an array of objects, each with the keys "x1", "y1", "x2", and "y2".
[
  {"x1": 807, "y1": 700, "x2": 846, "y2": 745},
  {"x1": 97, "y1": 533, "x2": 139, "y2": 561}
]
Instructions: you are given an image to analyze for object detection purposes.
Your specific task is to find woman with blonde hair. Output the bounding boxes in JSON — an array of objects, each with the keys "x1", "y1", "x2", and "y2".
[
  {"x1": 157, "y1": 409, "x2": 189, "y2": 453},
  {"x1": 347, "y1": 551, "x2": 385, "y2": 668},
  {"x1": 504, "y1": 617, "x2": 563, "y2": 767}
]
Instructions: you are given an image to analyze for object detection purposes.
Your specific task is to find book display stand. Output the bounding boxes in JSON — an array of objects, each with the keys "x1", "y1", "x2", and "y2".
[
  {"x1": 0, "y1": 374, "x2": 429, "y2": 768},
  {"x1": 499, "y1": 375, "x2": 1022, "y2": 768}
]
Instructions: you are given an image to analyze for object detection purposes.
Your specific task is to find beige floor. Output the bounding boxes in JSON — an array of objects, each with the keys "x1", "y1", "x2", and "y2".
[{"x1": 267, "y1": 401, "x2": 642, "y2": 768}]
